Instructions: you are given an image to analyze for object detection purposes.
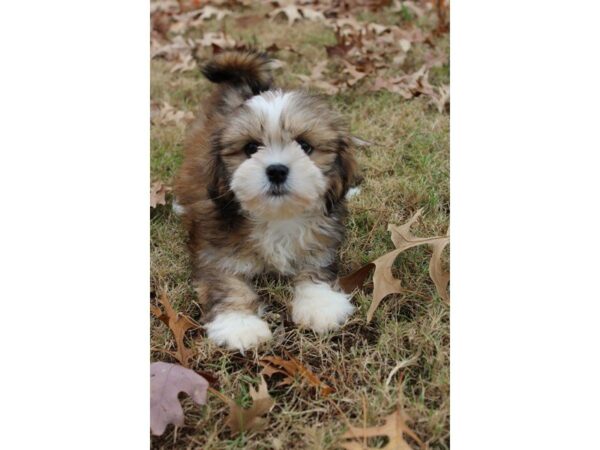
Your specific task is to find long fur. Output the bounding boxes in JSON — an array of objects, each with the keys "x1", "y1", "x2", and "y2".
[{"x1": 174, "y1": 50, "x2": 361, "y2": 351}]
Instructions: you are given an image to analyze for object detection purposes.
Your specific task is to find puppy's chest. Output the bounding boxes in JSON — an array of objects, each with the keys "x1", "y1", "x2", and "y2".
[{"x1": 249, "y1": 216, "x2": 337, "y2": 274}]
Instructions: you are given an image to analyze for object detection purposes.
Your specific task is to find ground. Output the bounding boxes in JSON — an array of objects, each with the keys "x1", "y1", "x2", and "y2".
[{"x1": 151, "y1": 1, "x2": 449, "y2": 448}]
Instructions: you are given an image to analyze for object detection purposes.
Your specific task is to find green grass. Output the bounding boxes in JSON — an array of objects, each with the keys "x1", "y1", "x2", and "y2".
[{"x1": 151, "y1": 3, "x2": 449, "y2": 449}]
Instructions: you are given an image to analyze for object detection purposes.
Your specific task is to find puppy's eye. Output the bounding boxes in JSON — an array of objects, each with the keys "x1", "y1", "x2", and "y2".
[
  {"x1": 297, "y1": 139, "x2": 313, "y2": 155},
  {"x1": 244, "y1": 142, "x2": 260, "y2": 157}
]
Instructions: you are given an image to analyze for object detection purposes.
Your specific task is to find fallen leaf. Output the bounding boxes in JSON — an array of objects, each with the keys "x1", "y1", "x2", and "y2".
[
  {"x1": 369, "y1": 66, "x2": 436, "y2": 100},
  {"x1": 196, "y1": 31, "x2": 237, "y2": 49},
  {"x1": 151, "y1": 292, "x2": 199, "y2": 367},
  {"x1": 170, "y1": 52, "x2": 197, "y2": 73},
  {"x1": 297, "y1": 60, "x2": 342, "y2": 95},
  {"x1": 195, "y1": 5, "x2": 232, "y2": 22},
  {"x1": 268, "y1": 4, "x2": 325, "y2": 25},
  {"x1": 338, "y1": 209, "x2": 449, "y2": 322},
  {"x1": 429, "y1": 84, "x2": 450, "y2": 113},
  {"x1": 150, "y1": 362, "x2": 209, "y2": 436},
  {"x1": 225, "y1": 376, "x2": 275, "y2": 435},
  {"x1": 268, "y1": 5, "x2": 302, "y2": 25},
  {"x1": 340, "y1": 404, "x2": 425, "y2": 450},
  {"x1": 150, "y1": 181, "x2": 169, "y2": 208},
  {"x1": 342, "y1": 60, "x2": 369, "y2": 86},
  {"x1": 151, "y1": 101, "x2": 194, "y2": 127},
  {"x1": 259, "y1": 353, "x2": 335, "y2": 397}
]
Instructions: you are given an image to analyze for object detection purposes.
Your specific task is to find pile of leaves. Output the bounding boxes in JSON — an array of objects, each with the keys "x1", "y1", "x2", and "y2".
[{"x1": 150, "y1": 0, "x2": 449, "y2": 115}]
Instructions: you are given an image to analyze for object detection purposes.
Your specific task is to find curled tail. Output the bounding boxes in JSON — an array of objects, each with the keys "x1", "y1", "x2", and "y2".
[{"x1": 201, "y1": 51, "x2": 274, "y2": 95}]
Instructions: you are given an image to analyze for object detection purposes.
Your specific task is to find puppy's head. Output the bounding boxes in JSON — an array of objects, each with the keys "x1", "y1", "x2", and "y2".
[{"x1": 210, "y1": 90, "x2": 359, "y2": 220}]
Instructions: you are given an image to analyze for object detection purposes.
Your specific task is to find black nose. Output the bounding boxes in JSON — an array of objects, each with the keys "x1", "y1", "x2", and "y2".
[{"x1": 266, "y1": 164, "x2": 289, "y2": 185}]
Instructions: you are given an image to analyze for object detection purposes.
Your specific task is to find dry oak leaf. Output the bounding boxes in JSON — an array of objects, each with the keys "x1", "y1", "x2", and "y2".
[
  {"x1": 150, "y1": 362, "x2": 209, "y2": 436},
  {"x1": 259, "y1": 353, "x2": 335, "y2": 397},
  {"x1": 268, "y1": 5, "x2": 325, "y2": 26},
  {"x1": 338, "y1": 209, "x2": 449, "y2": 323},
  {"x1": 297, "y1": 60, "x2": 342, "y2": 95},
  {"x1": 225, "y1": 376, "x2": 275, "y2": 435},
  {"x1": 370, "y1": 66, "x2": 436, "y2": 100},
  {"x1": 340, "y1": 404, "x2": 425, "y2": 450},
  {"x1": 150, "y1": 181, "x2": 169, "y2": 208},
  {"x1": 151, "y1": 292, "x2": 199, "y2": 367}
]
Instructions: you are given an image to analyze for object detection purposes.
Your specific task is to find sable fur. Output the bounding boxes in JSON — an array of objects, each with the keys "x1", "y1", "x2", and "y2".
[{"x1": 174, "y1": 51, "x2": 361, "y2": 350}]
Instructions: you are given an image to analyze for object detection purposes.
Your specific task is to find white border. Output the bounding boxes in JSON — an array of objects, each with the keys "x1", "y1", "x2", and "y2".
[
  {"x1": 1, "y1": 1, "x2": 149, "y2": 448},
  {"x1": 452, "y1": 1, "x2": 600, "y2": 449}
]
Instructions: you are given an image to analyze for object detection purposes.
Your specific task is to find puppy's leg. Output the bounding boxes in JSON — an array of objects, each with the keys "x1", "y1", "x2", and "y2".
[
  {"x1": 291, "y1": 272, "x2": 355, "y2": 334},
  {"x1": 196, "y1": 273, "x2": 271, "y2": 352}
]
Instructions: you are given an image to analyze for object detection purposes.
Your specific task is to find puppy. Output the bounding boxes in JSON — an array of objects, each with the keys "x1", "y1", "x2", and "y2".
[{"x1": 174, "y1": 51, "x2": 361, "y2": 352}]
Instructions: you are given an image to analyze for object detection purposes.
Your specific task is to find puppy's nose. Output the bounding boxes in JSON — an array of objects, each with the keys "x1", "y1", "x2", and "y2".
[{"x1": 266, "y1": 164, "x2": 289, "y2": 185}]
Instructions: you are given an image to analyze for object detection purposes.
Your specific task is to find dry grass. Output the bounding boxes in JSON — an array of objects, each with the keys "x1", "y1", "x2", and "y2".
[{"x1": 151, "y1": 3, "x2": 449, "y2": 449}]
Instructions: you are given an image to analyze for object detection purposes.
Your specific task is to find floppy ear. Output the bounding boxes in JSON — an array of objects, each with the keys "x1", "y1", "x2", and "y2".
[
  {"x1": 338, "y1": 140, "x2": 362, "y2": 192},
  {"x1": 206, "y1": 135, "x2": 241, "y2": 225},
  {"x1": 324, "y1": 138, "x2": 362, "y2": 213}
]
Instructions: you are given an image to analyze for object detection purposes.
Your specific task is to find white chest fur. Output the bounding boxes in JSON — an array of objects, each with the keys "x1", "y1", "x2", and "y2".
[{"x1": 249, "y1": 214, "x2": 336, "y2": 275}]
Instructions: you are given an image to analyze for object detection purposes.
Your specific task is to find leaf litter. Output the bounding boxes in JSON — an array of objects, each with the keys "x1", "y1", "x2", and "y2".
[
  {"x1": 259, "y1": 352, "x2": 335, "y2": 397},
  {"x1": 224, "y1": 376, "x2": 275, "y2": 435},
  {"x1": 150, "y1": 0, "x2": 449, "y2": 110},
  {"x1": 339, "y1": 209, "x2": 449, "y2": 322},
  {"x1": 151, "y1": 291, "x2": 199, "y2": 367},
  {"x1": 340, "y1": 402, "x2": 425, "y2": 450}
]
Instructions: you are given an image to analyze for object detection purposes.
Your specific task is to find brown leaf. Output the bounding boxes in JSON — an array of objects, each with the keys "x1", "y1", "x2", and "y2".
[
  {"x1": 150, "y1": 181, "x2": 169, "y2": 208},
  {"x1": 259, "y1": 353, "x2": 335, "y2": 397},
  {"x1": 170, "y1": 52, "x2": 197, "y2": 73},
  {"x1": 225, "y1": 376, "x2": 275, "y2": 435},
  {"x1": 429, "y1": 84, "x2": 450, "y2": 113},
  {"x1": 338, "y1": 209, "x2": 450, "y2": 322},
  {"x1": 268, "y1": 5, "x2": 303, "y2": 25},
  {"x1": 151, "y1": 292, "x2": 199, "y2": 367},
  {"x1": 150, "y1": 362, "x2": 208, "y2": 436},
  {"x1": 196, "y1": 31, "x2": 236, "y2": 49},
  {"x1": 268, "y1": 5, "x2": 325, "y2": 25},
  {"x1": 340, "y1": 404, "x2": 425, "y2": 450},
  {"x1": 342, "y1": 60, "x2": 369, "y2": 86},
  {"x1": 297, "y1": 60, "x2": 342, "y2": 95},
  {"x1": 151, "y1": 101, "x2": 194, "y2": 127},
  {"x1": 369, "y1": 66, "x2": 436, "y2": 100}
]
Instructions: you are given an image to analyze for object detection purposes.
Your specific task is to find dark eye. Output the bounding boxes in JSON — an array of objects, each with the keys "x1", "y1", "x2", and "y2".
[
  {"x1": 244, "y1": 142, "x2": 260, "y2": 157},
  {"x1": 297, "y1": 139, "x2": 313, "y2": 155}
]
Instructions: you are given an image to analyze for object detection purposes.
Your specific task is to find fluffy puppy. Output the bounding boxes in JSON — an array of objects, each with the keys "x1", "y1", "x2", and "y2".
[{"x1": 174, "y1": 51, "x2": 361, "y2": 352}]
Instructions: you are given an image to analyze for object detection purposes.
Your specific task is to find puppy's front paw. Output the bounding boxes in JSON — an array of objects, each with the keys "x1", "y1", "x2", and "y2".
[
  {"x1": 205, "y1": 312, "x2": 272, "y2": 353},
  {"x1": 292, "y1": 281, "x2": 355, "y2": 333}
]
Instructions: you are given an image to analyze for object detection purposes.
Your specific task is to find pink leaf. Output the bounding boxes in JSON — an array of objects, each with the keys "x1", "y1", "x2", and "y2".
[{"x1": 150, "y1": 362, "x2": 209, "y2": 436}]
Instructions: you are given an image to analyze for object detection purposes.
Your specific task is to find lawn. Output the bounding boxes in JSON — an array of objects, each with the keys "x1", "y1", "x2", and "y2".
[{"x1": 151, "y1": 1, "x2": 449, "y2": 448}]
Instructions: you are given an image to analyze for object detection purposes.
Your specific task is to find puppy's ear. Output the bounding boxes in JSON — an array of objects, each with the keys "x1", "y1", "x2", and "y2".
[
  {"x1": 206, "y1": 136, "x2": 241, "y2": 226},
  {"x1": 338, "y1": 138, "x2": 363, "y2": 191},
  {"x1": 325, "y1": 138, "x2": 362, "y2": 213}
]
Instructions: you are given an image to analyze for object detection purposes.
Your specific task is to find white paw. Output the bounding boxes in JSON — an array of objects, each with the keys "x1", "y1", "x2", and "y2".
[
  {"x1": 292, "y1": 281, "x2": 355, "y2": 333},
  {"x1": 205, "y1": 312, "x2": 272, "y2": 353}
]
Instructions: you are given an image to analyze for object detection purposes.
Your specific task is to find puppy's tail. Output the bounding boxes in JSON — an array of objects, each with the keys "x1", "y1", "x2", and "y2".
[{"x1": 201, "y1": 51, "x2": 274, "y2": 95}]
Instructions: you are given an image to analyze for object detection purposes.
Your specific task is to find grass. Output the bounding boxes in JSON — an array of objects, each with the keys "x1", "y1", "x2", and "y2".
[{"x1": 151, "y1": 3, "x2": 449, "y2": 449}]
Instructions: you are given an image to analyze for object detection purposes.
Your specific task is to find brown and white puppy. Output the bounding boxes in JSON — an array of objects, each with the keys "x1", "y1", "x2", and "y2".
[{"x1": 174, "y1": 51, "x2": 361, "y2": 352}]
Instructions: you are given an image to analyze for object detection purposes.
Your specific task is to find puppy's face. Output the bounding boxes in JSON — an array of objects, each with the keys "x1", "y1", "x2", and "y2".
[{"x1": 212, "y1": 90, "x2": 357, "y2": 220}]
